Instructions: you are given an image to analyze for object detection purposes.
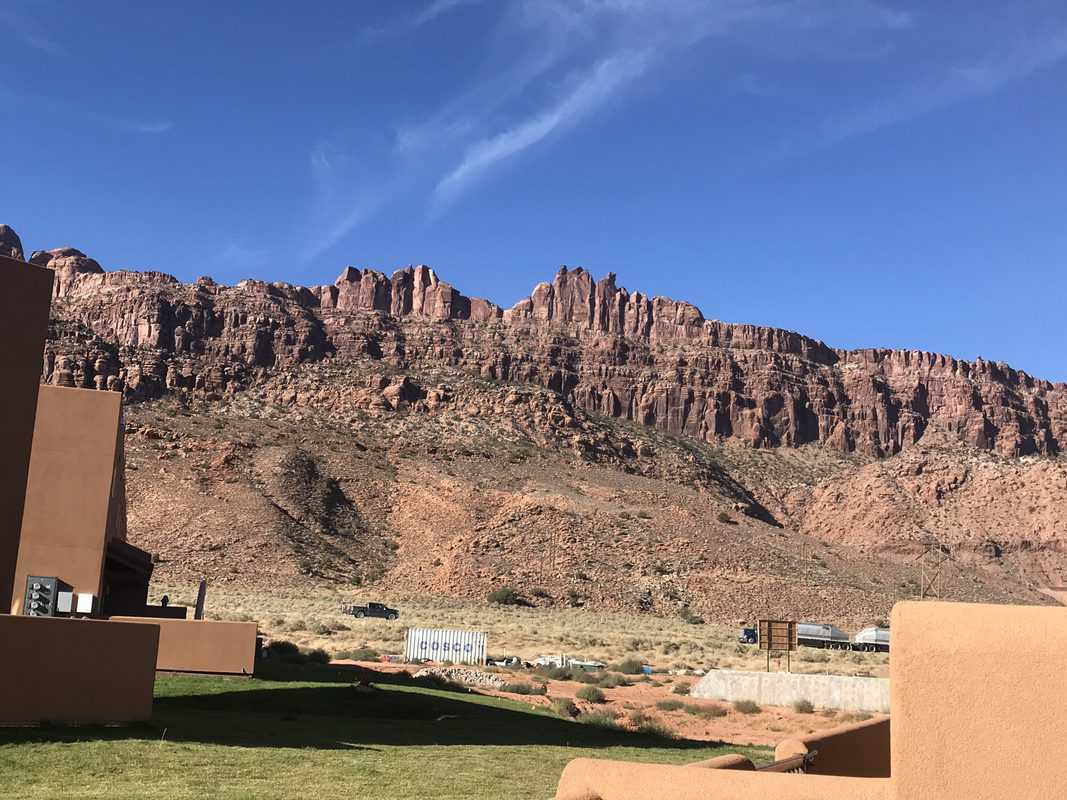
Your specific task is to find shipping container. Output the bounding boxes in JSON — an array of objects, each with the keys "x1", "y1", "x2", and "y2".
[{"x1": 404, "y1": 627, "x2": 487, "y2": 666}]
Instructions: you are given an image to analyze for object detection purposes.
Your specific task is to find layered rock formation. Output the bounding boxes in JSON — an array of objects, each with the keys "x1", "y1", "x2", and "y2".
[
  {"x1": 7, "y1": 223, "x2": 1064, "y2": 459},
  {"x1": 0, "y1": 224, "x2": 23, "y2": 260}
]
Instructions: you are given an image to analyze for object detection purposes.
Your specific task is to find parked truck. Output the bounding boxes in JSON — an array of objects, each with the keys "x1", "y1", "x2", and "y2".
[
  {"x1": 797, "y1": 622, "x2": 852, "y2": 649},
  {"x1": 341, "y1": 601, "x2": 399, "y2": 620},
  {"x1": 851, "y1": 626, "x2": 890, "y2": 652}
]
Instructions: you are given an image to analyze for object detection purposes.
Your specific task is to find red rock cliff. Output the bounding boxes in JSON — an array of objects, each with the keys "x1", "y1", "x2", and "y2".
[{"x1": 13, "y1": 228, "x2": 1064, "y2": 458}]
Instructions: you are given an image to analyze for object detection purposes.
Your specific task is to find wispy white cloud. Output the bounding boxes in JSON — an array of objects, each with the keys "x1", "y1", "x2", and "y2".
[
  {"x1": 433, "y1": 51, "x2": 650, "y2": 209},
  {"x1": 355, "y1": 0, "x2": 483, "y2": 47},
  {"x1": 761, "y1": 25, "x2": 1067, "y2": 160},
  {"x1": 422, "y1": 0, "x2": 911, "y2": 208},
  {"x1": 218, "y1": 240, "x2": 271, "y2": 267},
  {"x1": 302, "y1": 141, "x2": 389, "y2": 262},
  {"x1": 0, "y1": 5, "x2": 64, "y2": 55},
  {"x1": 413, "y1": 0, "x2": 481, "y2": 27},
  {"x1": 135, "y1": 121, "x2": 174, "y2": 135},
  {"x1": 307, "y1": 0, "x2": 920, "y2": 251}
]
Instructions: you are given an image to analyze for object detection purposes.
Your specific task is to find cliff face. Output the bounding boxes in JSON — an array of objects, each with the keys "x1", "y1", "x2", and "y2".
[{"x1": 17, "y1": 231, "x2": 1065, "y2": 459}]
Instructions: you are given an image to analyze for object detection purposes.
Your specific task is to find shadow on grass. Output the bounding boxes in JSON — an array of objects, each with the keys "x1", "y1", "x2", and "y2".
[{"x1": 0, "y1": 663, "x2": 729, "y2": 753}]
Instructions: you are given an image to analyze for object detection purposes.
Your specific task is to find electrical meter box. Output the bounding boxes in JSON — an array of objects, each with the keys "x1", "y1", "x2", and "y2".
[{"x1": 23, "y1": 575, "x2": 71, "y2": 617}]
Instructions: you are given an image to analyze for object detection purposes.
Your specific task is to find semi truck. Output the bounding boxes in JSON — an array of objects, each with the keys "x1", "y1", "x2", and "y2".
[
  {"x1": 797, "y1": 622, "x2": 852, "y2": 649},
  {"x1": 851, "y1": 626, "x2": 891, "y2": 652},
  {"x1": 738, "y1": 621, "x2": 890, "y2": 653}
]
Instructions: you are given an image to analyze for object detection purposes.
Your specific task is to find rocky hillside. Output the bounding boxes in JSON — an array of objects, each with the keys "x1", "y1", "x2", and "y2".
[
  {"x1": 24, "y1": 230, "x2": 1065, "y2": 460},
  {"x1": 5, "y1": 222, "x2": 1065, "y2": 622}
]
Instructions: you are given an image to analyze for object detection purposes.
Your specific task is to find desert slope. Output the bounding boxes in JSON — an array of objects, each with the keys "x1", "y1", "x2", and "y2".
[{"x1": 2, "y1": 222, "x2": 1062, "y2": 621}]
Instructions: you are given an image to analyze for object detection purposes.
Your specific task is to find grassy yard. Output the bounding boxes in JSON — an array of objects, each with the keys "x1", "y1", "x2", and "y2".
[{"x1": 0, "y1": 666, "x2": 768, "y2": 800}]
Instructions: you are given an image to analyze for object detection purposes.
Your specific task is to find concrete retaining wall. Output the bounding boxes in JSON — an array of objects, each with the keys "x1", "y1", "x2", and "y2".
[{"x1": 692, "y1": 669, "x2": 890, "y2": 713}]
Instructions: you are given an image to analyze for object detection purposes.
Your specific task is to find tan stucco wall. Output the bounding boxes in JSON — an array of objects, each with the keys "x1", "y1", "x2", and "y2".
[
  {"x1": 890, "y1": 601, "x2": 1067, "y2": 800},
  {"x1": 776, "y1": 715, "x2": 890, "y2": 778},
  {"x1": 687, "y1": 754, "x2": 755, "y2": 770},
  {"x1": 10, "y1": 385, "x2": 124, "y2": 613},
  {"x1": 0, "y1": 254, "x2": 53, "y2": 609},
  {"x1": 0, "y1": 615, "x2": 158, "y2": 724},
  {"x1": 554, "y1": 759, "x2": 890, "y2": 800},
  {"x1": 111, "y1": 617, "x2": 257, "y2": 674}
]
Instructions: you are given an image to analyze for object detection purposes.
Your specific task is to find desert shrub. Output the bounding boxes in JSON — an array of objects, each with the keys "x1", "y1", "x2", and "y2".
[
  {"x1": 598, "y1": 673, "x2": 627, "y2": 689},
  {"x1": 332, "y1": 621, "x2": 350, "y2": 632},
  {"x1": 716, "y1": 511, "x2": 732, "y2": 523},
  {"x1": 680, "y1": 609, "x2": 705, "y2": 625},
  {"x1": 310, "y1": 622, "x2": 332, "y2": 636},
  {"x1": 656, "y1": 699, "x2": 684, "y2": 712},
  {"x1": 578, "y1": 711, "x2": 621, "y2": 730},
  {"x1": 733, "y1": 699, "x2": 761, "y2": 714},
  {"x1": 567, "y1": 668, "x2": 599, "y2": 684},
  {"x1": 838, "y1": 711, "x2": 873, "y2": 723},
  {"x1": 264, "y1": 639, "x2": 302, "y2": 662},
  {"x1": 799, "y1": 650, "x2": 831, "y2": 663},
  {"x1": 627, "y1": 709, "x2": 652, "y2": 726},
  {"x1": 614, "y1": 658, "x2": 644, "y2": 675},
  {"x1": 576, "y1": 685, "x2": 606, "y2": 703},
  {"x1": 685, "y1": 703, "x2": 728, "y2": 718},
  {"x1": 634, "y1": 719, "x2": 673, "y2": 738},
  {"x1": 672, "y1": 683, "x2": 691, "y2": 695},
  {"x1": 636, "y1": 511, "x2": 652, "y2": 519},
  {"x1": 566, "y1": 589, "x2": 581, "y2": 607},
  {"x1": 551, "y1": 698, "x2": 579, "y2": 718},
  {"x1": 487, "y1": 587, "x2": 520, "y2": 605},
  {"x1": 530, "y1": 587, "x2": 550, "y2": 598},
  {"x1": 539, "y1": 666, "x2": 571, "y2": 681},
  {"x1": 793, "y1": 699, "x2": 815, "y2": 714},
  {"x1": 339, "y1": 647, "x2": 379, "y2": 661},
  {"x1": 287, "y1": 619, "x2": 308, "y2": 632},
  {"x1": 303, "y1": 648, "x2": 330, "y2": 664},
  {"x1": 502, "y1": 682, "x2": 547, "y2": 696}
]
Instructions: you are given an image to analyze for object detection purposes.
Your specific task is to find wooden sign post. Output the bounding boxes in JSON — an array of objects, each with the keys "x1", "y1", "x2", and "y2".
[{"x1": 758, "y1": 619, "x2": 798, "y2": 672}]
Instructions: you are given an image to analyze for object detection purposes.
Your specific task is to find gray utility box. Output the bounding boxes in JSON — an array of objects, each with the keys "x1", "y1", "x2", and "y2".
[{"x1": 23, "y1": 575, "x2": 71, "y2": 617}]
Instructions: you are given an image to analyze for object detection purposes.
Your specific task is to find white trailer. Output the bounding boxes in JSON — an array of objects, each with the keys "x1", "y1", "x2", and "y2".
[
  {"x1": 797, "y1": 622, "x2": 852, "y2": 649},
  {"x1": 852, "y1": 626, "x2": 890, "y2": 652},
  {"x1": 405, "y1": 627, "x2": 487, "y2": 666}
]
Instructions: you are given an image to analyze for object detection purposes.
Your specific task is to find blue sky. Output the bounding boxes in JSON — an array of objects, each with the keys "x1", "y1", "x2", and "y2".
[{"x1": 2, "y1": 0, "x2": 1065, "y2": 382}]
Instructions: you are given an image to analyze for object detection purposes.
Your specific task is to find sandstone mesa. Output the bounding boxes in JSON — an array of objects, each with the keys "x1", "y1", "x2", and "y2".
[{"x1": 16, "y1": 225, "x2": 1064, "y2": 460}]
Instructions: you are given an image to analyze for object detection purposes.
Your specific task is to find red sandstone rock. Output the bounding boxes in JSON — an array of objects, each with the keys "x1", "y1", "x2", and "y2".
[
  {"x1": 4, "y1": 221, "x2": 1059, "y2": 459},
  {"x1": 0, "y1": 224, "x2": 23, "y2": 260}
]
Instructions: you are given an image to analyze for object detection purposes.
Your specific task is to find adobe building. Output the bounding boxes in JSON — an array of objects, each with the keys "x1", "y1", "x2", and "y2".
[
  {"x1": 0, "y1": 254, "x2": 53, "y2": 609},
  {"x1": 0, "y1": 253, "x2": 159, "y2": 724},
  {"x1": 0, "y1": 252, "x2": 253, "y2": 726},
  {"x1": 553, "y1": 600, "x2": 1067, "y2": 800},
  {"x1": 9, "y1": 384, "x2": 148, "y2": 617},
  {"x1": 7, "y1": 361, "x2": 256, "y2": 675}
]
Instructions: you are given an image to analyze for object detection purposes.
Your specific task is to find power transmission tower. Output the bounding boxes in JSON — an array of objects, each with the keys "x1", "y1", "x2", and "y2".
[{"x1": 914, "y1": 533, "x2": 954, "y2": 599}]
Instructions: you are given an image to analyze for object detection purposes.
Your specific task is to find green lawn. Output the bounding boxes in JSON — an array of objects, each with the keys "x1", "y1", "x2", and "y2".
[{"x1": 0, "y1": 666, "x2": 768, "y2": 800}]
